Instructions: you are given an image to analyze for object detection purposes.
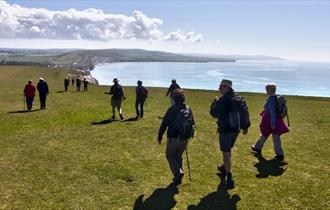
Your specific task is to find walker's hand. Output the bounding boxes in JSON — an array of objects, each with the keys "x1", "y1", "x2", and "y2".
[
  {"x1": 157, "y1": 136, "x2": 162, "y2": 144},
  {"x1": 123, "y1": 97, "x2": 127, "y2": 100}
]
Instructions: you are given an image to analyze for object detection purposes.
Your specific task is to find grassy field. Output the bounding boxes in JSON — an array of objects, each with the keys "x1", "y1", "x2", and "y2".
[{"x1": 0, "y1": 65, "x2": 329, "y2": 210}]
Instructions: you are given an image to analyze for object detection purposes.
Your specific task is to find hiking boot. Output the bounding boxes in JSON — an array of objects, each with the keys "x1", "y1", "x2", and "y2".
[
  {"x1": 172, "y1": 172, "x2": 184, "y2": 185},
  {"x1": 119, "y1": 114, "x2": 124, "y2": 120},
  {"x1": 251, "y1": 146, "x2": 261, "y2": 154},
  {"x1": 217, "y1": 165, "x2": 226, "y2": 178},
  {"x1": 226, "y1": 179, "x2": 235, "y2": 189},
  {"x1": 111, "y1": 115, "x2": 115, "y2": 119},
  {"x1": 275, "y1": 155, "x2": 284, "y2": 161}
]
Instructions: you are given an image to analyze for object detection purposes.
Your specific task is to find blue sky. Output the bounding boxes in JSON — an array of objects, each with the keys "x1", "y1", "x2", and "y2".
[{"x1": 1, "y1": 0, "x2": 330, "y2": 61}]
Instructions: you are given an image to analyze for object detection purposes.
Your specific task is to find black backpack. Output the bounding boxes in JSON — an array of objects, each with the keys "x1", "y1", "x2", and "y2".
[
  {"x1": 229, "y1": 95, "x2": 251, "y2": 131},
  {"x1": 112, "y1": 85, "x2": 124, "y2": 98},
  {"x1": 141, "y1": 86, "x2": 148, "y2": 99},
  {"x1": 174, "y1": 105, "x2": 194, "y2": 140},
  {"x1": 276, "y1": 95, "x2": 288, "y2": 118}
]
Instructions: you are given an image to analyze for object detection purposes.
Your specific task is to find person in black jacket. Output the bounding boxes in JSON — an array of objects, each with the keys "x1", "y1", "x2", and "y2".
[
  {"x1": 37, "y1": 78, "x2": 49, "y2": 110},
  {"x1": 135, "y1": 80, "x2": 148, "y2": 118},
  {"x1": 210, "y1": 79, "x2": 248, "y2": 189},
  {"x1": 165, "y1": 79, "x2": 181, "y2": 106},
  {"x1": 64, "y1": 77, "x2": 70, "y2": 91},
  {"x1": 76, "y1": 78, "x2": 81, "y2": 91},
  {"x1": 105, "y1": 78, "x2": 125, "y2": 120},
  {"x1": 158, "y1": 89, "x2": 195, "y2": 184},
  {"x1": 83, "y1": 78, "x2": 89, "y2": 91}
]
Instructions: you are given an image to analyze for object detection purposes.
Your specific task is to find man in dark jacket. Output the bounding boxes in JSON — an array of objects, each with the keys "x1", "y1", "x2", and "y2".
[
  {"x1": 76, "y1": 78, "x2": 81, "y2": 91},
  {"x1": 158, "y1": 89, "x2": 195, "y2": 184},
  {"x1": 165, "y1": 79, "x2": 181, "y2": 106},
  {"x1": 37, "y1": 78, "x2": 49, "y2": 110},
  {"x1": 135, "y1": 80, "x2": 148, "y2": 118},
  {"x1": 105, "y1": 78, "x2": 125, "y2": 120},
  {"x1": 64, "y1": 77, "x2": 70, "y2": 91},
  {"x1": 23, "y1": 80, "x2": 36, "y2": 110},
  {"x1": 210, "y1": 79, "x2": 248, "y2": 189},
  {"x1": 83, "y1": 78, "x2": 89, "y2": 91}
]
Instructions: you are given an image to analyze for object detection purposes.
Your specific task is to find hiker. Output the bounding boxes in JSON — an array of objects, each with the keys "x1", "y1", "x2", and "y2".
[
  {"x1": 64, "y1": 77, "x2": 70, "y2": 91},
  {"x1": 158, "y1": 89, "x2": 195, "y2": 184},
  {"x1": 23, "y1": 80, "x2": 36, "y2": 110},
  {"x1": 135, "y1": 80, "x2": 148, "y2": 118},
  {"x1": 83, "y1": 78, "x2": 89, "y2": 91},
  {"x1": 105, "y1": 78, "x2": 126, "y2": 120},
  {"x1": 166, "y1": 79, "x2": 181, "y2": 106},
  {"x1": 251, "y1": 83, "x2": 289, "y2": 161},
  {"x1": 37, "y1": 78, "x2": 49, "y2": 110},
  {"x1": 210, "y1": 79, "x2": 249, "y2": 189},
  {"x1": 76, "y1": 78, "x2": 81, "y2": 91},
  {"x1": 71, "y1": 78, "x2": 75, "y2": 86}
]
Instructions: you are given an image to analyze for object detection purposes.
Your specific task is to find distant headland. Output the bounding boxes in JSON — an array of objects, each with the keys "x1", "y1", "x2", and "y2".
[{"x1": 0, "y1": 48, "x2": 283, "y2": 71}]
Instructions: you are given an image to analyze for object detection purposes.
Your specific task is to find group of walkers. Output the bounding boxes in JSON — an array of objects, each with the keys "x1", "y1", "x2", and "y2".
[
  {"x1": 158, "y1": 78, "x2": 289, "y2": 189},
  {"x1": 23, "y1": 75, "x2": 289, "y2": 189},
  {"x1": 23, "y1": 78, "x2": 49, "y2": 110},
  {"x1": 105, "y1": 78, "x2": 149, "y2": 120},
  {"x1": 64, "y1": 77, "x2": 89, "y2": 92}
]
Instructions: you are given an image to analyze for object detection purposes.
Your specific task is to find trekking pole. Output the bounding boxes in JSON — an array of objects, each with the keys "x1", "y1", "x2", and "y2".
[
  {"x1": 287, "y1": 112, "x2": 290, "y2": 127},
  {"x1": 185, "y1": 146, "x2": 192, "y2": 182},
  {"x1": 23, "y1": 95, "x2": 26, "y2": 110}
]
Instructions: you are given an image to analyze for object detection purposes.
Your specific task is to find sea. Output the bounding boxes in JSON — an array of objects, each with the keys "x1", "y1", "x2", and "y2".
[{"x1": 90, "y1": 60, "x2": 330, "y2": 97}]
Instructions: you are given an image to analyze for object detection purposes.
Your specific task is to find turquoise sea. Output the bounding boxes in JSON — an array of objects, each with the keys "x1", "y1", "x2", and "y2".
[{"x1": 91, "y1": 60, "x2": 330, "y2": 97}]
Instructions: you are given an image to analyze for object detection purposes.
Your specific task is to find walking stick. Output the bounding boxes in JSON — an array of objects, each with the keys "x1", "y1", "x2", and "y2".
[
  {"x1": 287, "y1": 112, "x2": 290, "y2": 127},
  {"x1": 185, "y1": 146, "x2": 192, "y2": 182}
]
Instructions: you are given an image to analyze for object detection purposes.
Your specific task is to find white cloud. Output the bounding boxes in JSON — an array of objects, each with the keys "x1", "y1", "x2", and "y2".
[
  {"x1": 163, "y1": 29, "x2": 203, "y2": 42},
  {"x1": 0, "y1": 1, "x2": 202, "y2": 42}
]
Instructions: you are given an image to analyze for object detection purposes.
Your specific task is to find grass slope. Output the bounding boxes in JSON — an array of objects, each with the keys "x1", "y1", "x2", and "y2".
[{"x1": 0, "y1": 66, "x2": 329, "y2": 210}]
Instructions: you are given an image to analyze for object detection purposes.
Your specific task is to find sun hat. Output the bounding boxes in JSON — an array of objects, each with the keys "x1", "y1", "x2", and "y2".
[{"x1": 220, "y1": 79, "x2": 232, "y2": 88}]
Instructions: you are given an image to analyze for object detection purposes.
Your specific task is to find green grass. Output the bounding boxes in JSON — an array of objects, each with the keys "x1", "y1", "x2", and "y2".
[{"x1": 0, "y1": 65, "x2": 329, "y2": 209}]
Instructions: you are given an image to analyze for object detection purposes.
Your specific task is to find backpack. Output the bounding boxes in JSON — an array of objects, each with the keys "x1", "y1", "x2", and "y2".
[
  {"x1": 229, "y1": 95, "x2": 251, "y2": 131},
  {"x1": 112, "y1": 85, "x2": 123, "y2": 98},
  {"x1": 174, "y1": 105, "x2": 194, "y2": 140},
  {"x1": 142, "y1": 86, "x2": 148, "y2": 99},
  {"x1": 276, "y1": 95, "x2": 288, "y2": 118}
]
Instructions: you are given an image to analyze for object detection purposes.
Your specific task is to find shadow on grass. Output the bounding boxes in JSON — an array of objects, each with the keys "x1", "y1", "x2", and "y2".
[
  {"x1": 8, "y1": 109, "x2": 41, "y2": 114},
  {"x1": 253, "y1": 153, "x2": 288, "y2": 178},
  {"x1": 90, "y1": 119, "x2": 118, "y2": 125},
  {"x1": 187, "y1": 174, "x2": 240, "y2": 210},
  {"x1": 133, "y1": 182, "x2": 179, "y2": 210},
  {"x1": 56, "y1": 90, "x2": 67, "y2": 93},
  {"x1": 122, "y1": 117, "x2": 139, "y2": 122}
]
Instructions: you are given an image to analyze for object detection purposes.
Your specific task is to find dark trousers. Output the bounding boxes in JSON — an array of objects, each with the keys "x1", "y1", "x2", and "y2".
[
  {"x1": 26, "y1": 97, "x2": 34, "y2": 110},
  {"x1": 39, "y1": 94, "x2": 47, "y2": 109},
  {"x1": 84, "y1": 84, "x2": 88, "y2": 91},
  {"x1": 135, "y1": 99, "x2": 145, "y2": 117}
]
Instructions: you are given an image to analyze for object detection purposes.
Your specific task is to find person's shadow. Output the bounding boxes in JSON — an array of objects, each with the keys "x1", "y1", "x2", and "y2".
[
  {"x1": 8, "y1": 109, "x2": 41, "y2": 114},
  {"x1": 187, "y1": 174, "x2": 240, "y2": 210},
  {"x1": 121, "y1": 117, "x2": 139, "y2": 122},
  {"x1": 253, "y1": 153, "x2": 288, "y2": 178},
  {"x1": 90, "y1": 119, "x2": 118, "y2": 125},
  {"x1": 133, "y1": 183, "x2": 179, "y2": 210}
]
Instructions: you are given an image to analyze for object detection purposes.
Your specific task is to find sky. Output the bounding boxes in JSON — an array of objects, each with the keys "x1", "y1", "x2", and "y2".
[{"x1": 0, "y1": 0, "x2": 330, "y2": 61}]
